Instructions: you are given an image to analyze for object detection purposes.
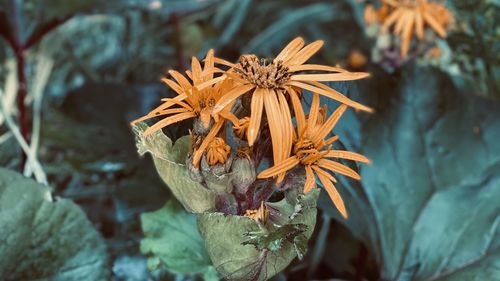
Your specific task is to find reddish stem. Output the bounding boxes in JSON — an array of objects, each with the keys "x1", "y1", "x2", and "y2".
[
  {"x1": 24, "y1": 16, "x2": 71, "y2": 49},
  {"x1": 15, "y1": 48, "x2": 28, "y2": 168}
]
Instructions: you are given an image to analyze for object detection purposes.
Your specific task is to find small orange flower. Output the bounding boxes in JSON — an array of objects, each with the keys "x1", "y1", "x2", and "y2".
[
  {"x1": 380, "y1": 0, "x2": 453, "y2": 57},
  {"x1": 208, "y1": 37, "x2": 372, "y2": 182},
  {"x1": 257, "y1": 94, "x2": 371, "y2": 219},
  {"x1": 131, "y1": 50, "x2": 237, "y2": 167}
]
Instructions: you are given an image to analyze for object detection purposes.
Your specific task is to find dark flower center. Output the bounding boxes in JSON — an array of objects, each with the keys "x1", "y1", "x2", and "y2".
[{"x1": 236, "y1": 55, "x2": 291, "y2": 89}]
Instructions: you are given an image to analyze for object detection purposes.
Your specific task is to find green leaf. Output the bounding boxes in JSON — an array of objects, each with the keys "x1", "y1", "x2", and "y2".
[
  {"x1": 198, "y1": 189, "x2": 320, "y2": 281},
  {"x1": 133, "y1": 122, "x2": 216, "y2": 213},
  {"x1": 140, "y1": 199, "x2": 218, "y2": 280},
  {"x1": 0, "y1": 168, "x2": 109, "y2": 281},
  {"x1": 321, "y1": 66, "x2": 500, "y2": 280}
]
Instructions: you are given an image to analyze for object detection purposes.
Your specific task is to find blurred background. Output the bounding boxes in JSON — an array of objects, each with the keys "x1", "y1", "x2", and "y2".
[{"x1": 0, "y1": 0, "x2": 498, "y2": 280}]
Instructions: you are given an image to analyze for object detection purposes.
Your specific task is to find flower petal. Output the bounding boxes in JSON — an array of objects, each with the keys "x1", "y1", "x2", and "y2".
[
  {"x1": 161, "y1": 78, "x2": 184, "y2": 95},
  {"x1": 422, "y1": 9, "x2": 446, "y2": 37},
  {"x1": 304, "y1": 165, "x2": 316, "y2": 193},
  {"x1": 291, "y1": 72, "x2": 370, "y2": 82},
  {"x1": 311, "y1": 104, "x2": 347, "y2": 145},
  {"x1": 288, "y1": 64, "x2": 348, "y2": 73},
  {"x1": 287, "y1": 87, "x2": 306, "y2": 137},
  {"x1": 144, "y1": 112, "x2": 196, "y2": 136},
  {"x1": 192, "y1": 120, "x2": 224, "y2": 167},
  {"x1": 318, "y1": 159, "x2": 361, "y2": 180},
  {"x1": 247, "y1": 88, "x2": 265, "y2": 146},
  {"x1": 275, "y1": 37, "x2": 305, "y2": 62},
  {"x1": 325, "y1": 150, "x2": 372, "y2": 164},
  {"x1": 213, "y1": 84, "x2": 255, "y2": 114},
  {"x1": 290, "y1": 81, "x2": 373, "y2": 113},
  {"x1": 286, "y1": 40, "x2": 324, "y2": 66},
  {"x1": 316, "y1": 171, "x2": 348, "y2": 219},
  {"x1": 257, "y1": 156, "x2": 300, "y2": 179}
]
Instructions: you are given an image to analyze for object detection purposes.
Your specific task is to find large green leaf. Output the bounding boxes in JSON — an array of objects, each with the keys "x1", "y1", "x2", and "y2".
[
  {"x1": 198, "y1": 189, "x2": 320, "y2": 281},
  {"x1": 140, "y1": 199, "x2": 219, "y2": 281},
  {"x1": 321, "y1": 66, "x2": 500, "y2": 280},
  {"x1": 0, "y1": 168, "x2": 109, "y2": 281},
  {"x1": 133, "y1": 122, "x2": 216, "y2": 213}
]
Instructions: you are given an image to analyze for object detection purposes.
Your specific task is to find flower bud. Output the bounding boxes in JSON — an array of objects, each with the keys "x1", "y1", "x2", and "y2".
[{"x1": 230, "y1": 148, "x2": 256, "y2": 195}]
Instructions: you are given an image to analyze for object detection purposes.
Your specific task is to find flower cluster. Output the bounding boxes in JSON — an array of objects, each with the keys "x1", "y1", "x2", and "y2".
[
  {"x1": 364, "y1": 0, "x2": 454, "y2": 70},
  {"x1": 132, "y1": 37, "x2": 371, "y2": 218}
]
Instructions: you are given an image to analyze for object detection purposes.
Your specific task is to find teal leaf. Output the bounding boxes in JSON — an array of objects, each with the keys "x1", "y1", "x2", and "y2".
[
  {"x1": 0, "y1": 168, "x2": 109, "y2": 281},
  {"x1": 133, "y1": 122, "x2": 216, "y2": 213},
  {"x1": 321, "y1": 66, "x2": 500, "y2": 280},
  {"x1": 140, "y1": 199, "x2": 218, "y2": 280},
  {"x1": 198, "y1": 189, "x2": 319, "y2": 281}
]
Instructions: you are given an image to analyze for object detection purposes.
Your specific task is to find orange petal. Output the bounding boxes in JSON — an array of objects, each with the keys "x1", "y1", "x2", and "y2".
[
  {"x1": 144, "y1": 112, "x2": 196, "y2": 136},
  {"x1": 214, "y1": 57, "x2": 237, "y2": 68},
  {"x1": 326, "y1": 150, "x2": 372, "y2": 164},
  {"x1": 291, "y1": 72, "x2": 370, "y2": 82},
  {"x1": 169, "y1": 70, "x2": 192, "y2": 90},
  {"x1": 304, "y1": 165, "x2": 316, "y2": 193},
  {"x1": 318, "y1": 159, "x2": 361, "y2": 180},
  {"x1": 311, "y1": 165, "x2": 337, "y2": 183},
  {"x1": 316, "y1": 172, "x2": 348, "y2": 219},
  {"x1": 131, "y1": 107, "x2": 188, "y2": 125},
  {"x1": 311, "y1": 104, "x2": 347, "y2": 145},
  {"x1": 192, "y1": 121, "x2": 224, "y2": 167},
  {"x1": 257, "y1": 156, "x2": 300, "y2": 178},
  {"x1": 277, "y1": 90, "x2": 294, "y2": 161},
  {"x1": 191, "y1": 57, "x2": 203, "y2": 84},
  {"x1": 204, "y1": 49, "x2": 215, "y2": 80},
  {"x1": 195, "y1": 75, "x2": 227, "y2": 91},
  {"x1": 382, "y1": 8, "x2": 405, "y2": 33},
  {"x1": 247, "y1": 88, "x2": 265, "y2": 146},
  {"x1": 290, "y1": 81, "x2": 373, "y2": 113},
  {"x1": 288, "y1": 64, "x2": 348, "y2": 73},
  {"x1": 401, "y1": 11, "x2": 415, "y2": 58},
  {"x1": 422, "y1": 10, "x2": 446, "y2": 37},
  {"x1": 394, "y1": 10, "x2": 409, "y2": 35},
  {"x1": 415, "y1": 11, "x2": 424, "y2": 40},
  {"x1": 263, "y1": 88, "x2": 285, "y2": 166},
  {"x1": 307, "y1": 93, "x2": 321, "y2": 137},
  {"x1": 286, "y1": 40, "x2": 324, "y2": 66},
  {"x1": 275, "y1": 37, "x2": 305, "y2": 62},
  {"x1": 287, "y1": 87, "x2": 306, "y2": 138},
  {"x1": 161, "y1": 78, "x2": 184, "y2": 95},
  {"x1": 213, "y1": 84, "x2": 255, "y2": 114}
]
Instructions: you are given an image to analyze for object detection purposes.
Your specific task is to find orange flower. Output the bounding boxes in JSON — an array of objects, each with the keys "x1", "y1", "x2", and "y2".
[
  {"x1": 257, "y1": 94, "x2": 371, "y2": 219},
  {"x1": 131, "y1": 50, "x2": 237, "y2": 167},
  {"x1": 381, "y1": 0, "x2": 453, "y2": 57},
  {"x1": 209, "y1": 37, "x2": 372, "y2": 181}
]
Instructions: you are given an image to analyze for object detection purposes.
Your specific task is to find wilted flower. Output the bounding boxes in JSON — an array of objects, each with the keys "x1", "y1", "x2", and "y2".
[
  {"x1": 257, "y1": 94, "x2": 371, "y2": 218},
  {"x1": 244, "y1": 201, "x2": 270, "y2": 224},
  {"x1": 206, "y1": 137, "x2": 231, "y2": 166}
]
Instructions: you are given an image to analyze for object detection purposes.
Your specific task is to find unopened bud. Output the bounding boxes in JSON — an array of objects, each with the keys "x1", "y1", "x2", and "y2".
[{"x1": 231, "y1": 149, "x2": 256, "y2": 194}]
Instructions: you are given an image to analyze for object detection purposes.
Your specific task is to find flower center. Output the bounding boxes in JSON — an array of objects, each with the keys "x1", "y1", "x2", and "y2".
[
  {"x1": 236, "y1": 55, "x2": 291, "y2": 89},
  {"x1": 294, "y1": 138, "x2": 323, "y2": 165},
  {"x1": 199, "y1": 97, "x2": 216, "y2": 110}
]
